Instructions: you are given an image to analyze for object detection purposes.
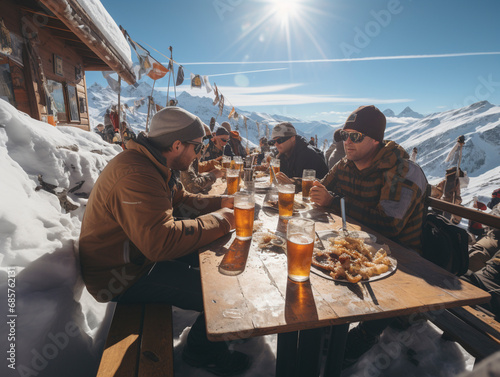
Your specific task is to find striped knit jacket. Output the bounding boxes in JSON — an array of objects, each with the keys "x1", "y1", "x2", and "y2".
[{"x1": 321, "y1": 141, "x2": 428, "y2": 253}]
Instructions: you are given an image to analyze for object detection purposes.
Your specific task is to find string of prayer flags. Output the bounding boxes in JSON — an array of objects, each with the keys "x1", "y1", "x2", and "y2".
[
  {"x1": 176, "y1": 65, "x2": 184, "y2": 86},
  {"x1": 256, "y1": 122, "x2": 260, "y2": 138},
  {"x1": 228, "y1": 107, "x2": 235, "y2": 119},
  {"x1": 203, "y1": 76, "x2": 213, "y2": 93}
]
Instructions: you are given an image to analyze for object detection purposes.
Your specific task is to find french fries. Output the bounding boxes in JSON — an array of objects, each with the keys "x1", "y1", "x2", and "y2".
[{"x1": 312, "y1": 236, "x2": 393, "y2": 283}]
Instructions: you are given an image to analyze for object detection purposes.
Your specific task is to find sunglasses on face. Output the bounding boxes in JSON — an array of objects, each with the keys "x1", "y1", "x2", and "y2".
[
  {"x1": 269, "y1": 135, "x2": 292, "y2": 145},
  {"x1": 220, "y1": 138, "x2": 229, "y2": 143},
  {"x1": 184, "y1": 140, "x2": 204, "y2": 154},
  {"x1": 339, "y1": 130, "x2": 366, "y2": 143}
]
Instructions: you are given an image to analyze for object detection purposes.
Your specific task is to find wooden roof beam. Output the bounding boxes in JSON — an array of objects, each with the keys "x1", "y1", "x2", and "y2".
[{"x1": 39, "y1": 0, "x2": 136, "y2": 85}]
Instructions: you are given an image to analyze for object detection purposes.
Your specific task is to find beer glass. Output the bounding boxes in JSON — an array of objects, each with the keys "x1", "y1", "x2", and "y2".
[
  {"x1": 270, "y1": 158, "x2": 280, "y2": 184},
  {"x1": 234, "y1": 192, "x2": 255, "y2": 240},
  {"x1": 286, "y1": 218, "x2": 315, "y2": 282},
  {"x1": 226, "y1": 168, "x2": 240, "y2": 195},
  {"x1": 301, "y1": 169, "x2": 316, "y2": 201},
  {"x1": 234, "y1": 156, "x2": 244, "y2": 172},
  {"x1": 278, "y1": 184, "x2": 295, "y2": 219},
  {"x1": 222, "y1": 156, "x2": 231, "y2": 169}
]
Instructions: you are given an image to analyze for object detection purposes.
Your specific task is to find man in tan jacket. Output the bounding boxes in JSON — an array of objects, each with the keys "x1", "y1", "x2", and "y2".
[{"x1": 79, "y1": 107, "x2": 249, "y2": 376}]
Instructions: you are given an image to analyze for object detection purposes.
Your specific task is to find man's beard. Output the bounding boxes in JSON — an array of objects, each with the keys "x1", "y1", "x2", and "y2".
[{"x1": 169, "y1": 150, "x2": 193, "y2": 171}]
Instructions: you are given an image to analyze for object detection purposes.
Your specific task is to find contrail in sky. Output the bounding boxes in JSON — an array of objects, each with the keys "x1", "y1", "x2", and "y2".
[
  {"x1": 180, "y1": 52, "x2": 500, "y2": 65},
  {"x1": 207, "y1": 68, "x2": 288, "y2": 77}
]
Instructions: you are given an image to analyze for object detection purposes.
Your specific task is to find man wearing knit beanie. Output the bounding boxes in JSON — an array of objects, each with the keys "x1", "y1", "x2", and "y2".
[
  {"x1": 310, "y1": 104, "x2": 428, "y2": 369},
  {"x1": 80, "y1": 106, "x2": 250, "y2": 375}
]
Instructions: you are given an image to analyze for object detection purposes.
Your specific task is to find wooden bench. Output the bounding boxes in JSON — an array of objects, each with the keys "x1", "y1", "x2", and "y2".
[
  {"x1": 96, "y1": 303, "x2": 174, "y2": 377},
  {"x1": 425, "y1": 305, "x2": 500, "y2": 364}
]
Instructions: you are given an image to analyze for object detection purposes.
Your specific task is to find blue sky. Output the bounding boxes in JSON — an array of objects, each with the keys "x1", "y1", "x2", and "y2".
[{"x1": 86, "y1": 0, "x2": 500, "y2": 122}]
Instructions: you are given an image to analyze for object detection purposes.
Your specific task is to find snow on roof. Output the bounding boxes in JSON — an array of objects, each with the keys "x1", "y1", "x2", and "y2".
[{"x1": 75, "y1": 0, "x2": 133, "y2": 69}]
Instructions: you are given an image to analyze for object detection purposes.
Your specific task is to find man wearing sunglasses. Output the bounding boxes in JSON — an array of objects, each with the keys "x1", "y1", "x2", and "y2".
[
  {"x1": 80, "y1": 107, "x2": 250, "y2": 376},
  {"x1": 269, "y1": 122, "x2": 328, "y2": 185},
  {"x1": 310, "y1": 105, "x2": 428, "y2": 369},
  {"x1": 201, "y1": 125, "x2": 234, "y2": 162}
]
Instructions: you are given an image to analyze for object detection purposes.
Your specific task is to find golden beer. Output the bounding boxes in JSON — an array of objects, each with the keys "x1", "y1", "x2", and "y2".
[
  {"x1": 278, "y1": 184, "x2": 295, "y2": 218},
  {"x1": 227, "y1": 169, "x2": 240, "y2": 195},
  {"x1": 302, "y1": 179, "x2": 314, "y2": 199},
  {"x1": 222, "y1": 161, "x2": 231, "y2": 169},
  {"x1": 234, "y1": 203, "x2": 255, "y2": 240},
  {"x1": 287, "y1": 234, "x2": 314, "y2": 282},
  {"x1": 235, "y1": 161, "x2": 244, "y2": 172}
]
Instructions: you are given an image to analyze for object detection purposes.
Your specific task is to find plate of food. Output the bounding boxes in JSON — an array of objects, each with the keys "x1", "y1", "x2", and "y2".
[{"x1": 311, "y1": 230, "x2": 397, "y2": 283}]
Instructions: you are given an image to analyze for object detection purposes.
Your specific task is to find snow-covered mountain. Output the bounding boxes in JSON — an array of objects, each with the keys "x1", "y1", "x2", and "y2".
[
  {"x1": 87, "y1": 82, "x2": 335, "y2": 149},
  {"x1": 87, "y1": 82, "x2": 500, "y2": 205}
]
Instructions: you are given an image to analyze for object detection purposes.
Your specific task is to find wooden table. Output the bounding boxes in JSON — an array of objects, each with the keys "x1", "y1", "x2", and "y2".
[{"x1": 199, "y1": 184, "x2": 491, "y2": 377}]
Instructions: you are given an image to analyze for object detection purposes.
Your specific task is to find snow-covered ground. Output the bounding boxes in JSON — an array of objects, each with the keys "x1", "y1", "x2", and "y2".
[{"x1": 0, "y1": 97, "x2": 499, "y2": 377}]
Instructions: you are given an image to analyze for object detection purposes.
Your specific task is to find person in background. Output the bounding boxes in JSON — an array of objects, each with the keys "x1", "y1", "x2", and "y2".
[
  {"x1": 95, "y1": 123, "x2": 106, "y2": 140},
  {"x1": 462, "y1": 204, "x2": 500, "y2": 316},
  {"x1": 468, "y1": 197, "x2": 487, "y2": 240},
  {"x1": 227, "y1": 130, "x2": 247, "y2": 157},
  {"x1": 325, "y1": 128, "x2": 346, "y2": 169},
  {"x1": 488, "y1": 188, "x2": 500, "y2": 210},
  {"x1": 309, "y1": 105, "x2": 428, "y2": 368},
  {"x1": 103, "y1": 109, "x2": 115, "y2": 143},
  {"x1": 309, "y1": 136, "x2": 316, "y2": 146},
  {"x1": 181, "y1": 126, "x2": 225, "y2": 194},
  {"x1": 79, "y1": 107, "x2": 249, "y2": 376},
  {"x1": 270, "y1": 122, "x2": 328, "y2": 186},
  {"x1": 201, "y1": 127, "x2": 233, "y2": 161},
  {"x1": 256, "y1": 137, "x2": 270, "y2": 165}
]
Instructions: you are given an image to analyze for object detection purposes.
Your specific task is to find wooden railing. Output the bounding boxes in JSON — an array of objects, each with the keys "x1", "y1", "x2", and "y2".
[{"x1": 426, "y1": 197, "x2": 500, "y2": 229}]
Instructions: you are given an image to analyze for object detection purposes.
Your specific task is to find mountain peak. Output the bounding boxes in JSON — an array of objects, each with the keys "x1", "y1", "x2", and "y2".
[
  {"x1": 398, "y1": 106, "x2": 424, "y2": 118},
  {"x1": 383, "y1": 109, "x2": 395, "y2": 117}
]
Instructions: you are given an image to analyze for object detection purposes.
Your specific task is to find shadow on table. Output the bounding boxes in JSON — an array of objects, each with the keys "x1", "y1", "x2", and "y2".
[
  {"x1": 284, "y1": 279, "x2": 319, "y2": 324},
  {"x1": 219, "y1": 238, "x2": 252, "y2": 276}
]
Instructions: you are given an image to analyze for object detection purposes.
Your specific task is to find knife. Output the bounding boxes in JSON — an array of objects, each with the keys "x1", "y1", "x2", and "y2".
[{"x1": 340, "y1": 197, "x2": 349, "y2": 237}]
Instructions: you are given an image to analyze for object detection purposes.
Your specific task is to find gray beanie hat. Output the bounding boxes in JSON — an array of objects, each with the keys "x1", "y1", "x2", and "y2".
[
  {"x1": 271, "y1": 122, "x2": 297, "y2": 138},
  {"x1": 148, "y1": 107, "x2": 205, "y2": 149}
]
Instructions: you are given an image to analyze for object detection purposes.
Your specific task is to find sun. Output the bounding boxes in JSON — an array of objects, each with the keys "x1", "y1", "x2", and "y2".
[{"x1": 269, "y1": 0, "x2": 302, "y2": 24}]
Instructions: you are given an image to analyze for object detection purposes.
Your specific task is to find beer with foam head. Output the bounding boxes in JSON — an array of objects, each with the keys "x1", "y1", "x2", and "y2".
[
  {"x1": 278, "y1": 184, "x2": 295, "y2": 219},
  {"x1": 234, "y1": 192, "x2": 255, "y2": 240},
  {"x1": 286, "y1": 218, "x2": 315, "y2": 282},
  {"x1": 227, "y1": 169, "x2": 240, "y2": 195}
]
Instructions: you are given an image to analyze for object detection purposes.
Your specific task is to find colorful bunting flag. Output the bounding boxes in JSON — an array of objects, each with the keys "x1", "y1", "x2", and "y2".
[
  {"x1": 228, "y1": 107, "x2": 235, "y2": 119},
  {"x1": 176, "y1": 65, "x2": 184, "y2": 86},
  {"x1": 203, "y1": 76, "x2": 213, "y2": 93},
  {"x1": 191, "y1": 73, "x2": 202, "y2": 89},
  {"x1": 102, "y1": 71, "x2": 120, "y2": 93},
  {"x1": 218, "y1": 95, "x2": 224, "y2": 116},
  {"x1": 212, "y1": 84, "x2": 220, "y2": 106}
]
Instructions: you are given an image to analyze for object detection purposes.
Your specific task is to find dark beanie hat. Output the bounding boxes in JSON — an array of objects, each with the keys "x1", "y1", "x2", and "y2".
[
  {"x1": 215, "y1": 127, "x2": 230, "y2": 136},
  {"x1": 343, "y1": 105, "x2": 386, "y2": 142},
  {"x1": 148, "y1": 107, "x2": 205, "y2": 149}
]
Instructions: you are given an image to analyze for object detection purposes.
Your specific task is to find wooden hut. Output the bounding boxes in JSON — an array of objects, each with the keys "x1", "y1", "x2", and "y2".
[{"x1": 0, "y1": 0, "x2": 135, "y2": 130}]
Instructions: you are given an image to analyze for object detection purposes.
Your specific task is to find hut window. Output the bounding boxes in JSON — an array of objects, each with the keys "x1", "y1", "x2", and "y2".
[
  {"x1": 0, "y1": 62, "x2": 16, "y2": 106},
  {"x1": 46, "y1": 79, "x2": 67, "y2": 122}
]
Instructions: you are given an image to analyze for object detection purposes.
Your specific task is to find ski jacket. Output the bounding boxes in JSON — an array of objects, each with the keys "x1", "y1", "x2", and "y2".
[
  {"x1": 278, "y1": 136, "x2": 328, "y2": 179},
  {"x1": 321, "y1": 140, "x2": 427, "y2": 253},
  {"x1": 79, "y1": 137, "x2": 230, "y2": 302}
]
